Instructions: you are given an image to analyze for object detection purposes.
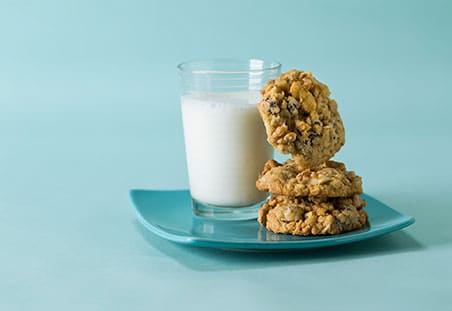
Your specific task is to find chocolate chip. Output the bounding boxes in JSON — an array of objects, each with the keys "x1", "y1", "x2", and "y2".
[
  {"x1": 265, "y1": 98, "x2": 280, "y2": 114},
  {"x1": 312, "y1": 119, "x2": 322, "y2": 126},
  {"x1": 286, "y1": 97, "x2": 299, "y2": 114},
  {"x1": 288, "y1": 102, "x2": 298, "y2": 113},
  {"x1": 265, "y1": 98, "x2": 275, "y2": 103},
  {"x1": 309, "y1": 132, "x2": 320, "y2": 140},
  {"x1": 300, "y1": 132, "x2": 320, "y2": 147}
]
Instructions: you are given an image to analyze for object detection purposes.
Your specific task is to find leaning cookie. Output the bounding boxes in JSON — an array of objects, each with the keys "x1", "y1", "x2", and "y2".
[
  {"x1": 256, "y1": 159, "x2": 362, "y2": 198},
  {"x1": 257, "y1": 69, "x2": 345, "y2": 168},
  {"x1": 258, "y1": 195, "x2": 367, "y2": 236}
]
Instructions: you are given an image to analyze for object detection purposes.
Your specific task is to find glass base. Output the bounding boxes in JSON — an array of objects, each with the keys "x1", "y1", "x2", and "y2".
[{"x1": 192, "y1": 198, "x2": 262, "y2": 221}]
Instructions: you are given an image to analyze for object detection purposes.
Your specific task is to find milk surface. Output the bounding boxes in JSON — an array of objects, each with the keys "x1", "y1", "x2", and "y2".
[{"x1": 181, "y1": 91, "x2": 272, "y2": 206}]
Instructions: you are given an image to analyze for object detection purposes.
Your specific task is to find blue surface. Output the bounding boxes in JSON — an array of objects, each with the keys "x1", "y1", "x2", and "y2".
[
  {"x1": 130, "y1": 190, "x2": 414, "y2": 250},
  {"x1": 1, "y1": 0, "x2": 452, "y2": 310}
]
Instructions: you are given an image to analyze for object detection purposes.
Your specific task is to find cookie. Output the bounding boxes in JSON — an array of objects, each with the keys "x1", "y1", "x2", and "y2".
[
  {"x1": 256, "y1": 159, "x2": 362, "y2": 198},
  {"x1": 257, "y1": 69, "x2": 345, "y2": 168},
  {"x1": 258, "y1": 195, "x2": 367, "y2": 236}
]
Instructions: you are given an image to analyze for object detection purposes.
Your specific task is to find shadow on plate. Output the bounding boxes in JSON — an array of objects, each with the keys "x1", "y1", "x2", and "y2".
[{"x1": 134, "y1": 221, "x2": 423, "y2": 272}]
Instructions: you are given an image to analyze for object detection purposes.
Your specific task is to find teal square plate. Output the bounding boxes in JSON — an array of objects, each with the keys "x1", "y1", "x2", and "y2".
[{"x1": 130, "y1": 190, "x2": 415, "y2": 250}]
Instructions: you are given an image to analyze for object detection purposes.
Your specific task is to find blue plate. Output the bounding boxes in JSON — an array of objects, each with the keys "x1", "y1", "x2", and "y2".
[{"x1": 130, "y1": 190, "x2": 415, "y2": 250}]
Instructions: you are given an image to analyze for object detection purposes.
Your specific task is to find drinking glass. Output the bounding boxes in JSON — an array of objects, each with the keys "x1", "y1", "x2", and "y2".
[{"x1": 178, "y1": 59, "x2": 281, "y2": 220}]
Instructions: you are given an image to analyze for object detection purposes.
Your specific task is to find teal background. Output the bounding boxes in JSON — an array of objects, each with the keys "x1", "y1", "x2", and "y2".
[{"x1": 1, "y1": 0, "x2": 451, "y2": 309}]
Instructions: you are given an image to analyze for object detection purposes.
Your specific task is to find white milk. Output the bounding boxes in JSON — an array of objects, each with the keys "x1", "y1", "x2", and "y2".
[{"x1": 181, "y1": 91, "x2": 272, "y2": 207}]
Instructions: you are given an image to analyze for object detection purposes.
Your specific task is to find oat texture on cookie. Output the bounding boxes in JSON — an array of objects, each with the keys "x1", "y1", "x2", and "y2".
[
  {"x1": 257, "y1": 70, "x2": 345, "y2": 168},
  {"x1": 256, "y1": 159, "x2": 363, "y2": 198},
  {"x1": 258, "y1": 195, "x2": 367, "y2": 236},
  {"x1": 256, "y1": 69, "x2": 367, "y2": 236}
]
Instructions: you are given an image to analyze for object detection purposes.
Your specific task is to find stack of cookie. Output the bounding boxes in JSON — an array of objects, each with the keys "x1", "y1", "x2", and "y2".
[{"x1": 256, "y1": 70, "x2": 367, "y2": 235}]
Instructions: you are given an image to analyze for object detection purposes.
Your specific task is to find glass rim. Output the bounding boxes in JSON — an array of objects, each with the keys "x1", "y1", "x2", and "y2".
[{"x1": 177, "y1": 58, "x2": 281, "y2": 75}]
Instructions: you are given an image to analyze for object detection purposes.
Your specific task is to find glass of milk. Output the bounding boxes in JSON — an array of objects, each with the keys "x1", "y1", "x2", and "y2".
[{"x1": 178, "y1": 59, "x2": 281, "y2": 220}]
